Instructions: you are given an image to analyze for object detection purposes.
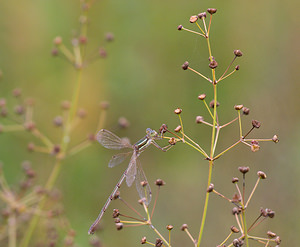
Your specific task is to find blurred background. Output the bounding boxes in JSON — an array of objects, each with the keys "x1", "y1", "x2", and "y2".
[{"x1": 0, "y1": 0, "x2": 299, "y2": 246}]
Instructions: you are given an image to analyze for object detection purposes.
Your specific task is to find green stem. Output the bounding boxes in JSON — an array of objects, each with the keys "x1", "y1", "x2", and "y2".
[
  {"x1": 8, "y1": 212, "x2": 16, "y2": 247},
  {"x1": 242, "y1": 209, "x2": 249, "y2": 247}
]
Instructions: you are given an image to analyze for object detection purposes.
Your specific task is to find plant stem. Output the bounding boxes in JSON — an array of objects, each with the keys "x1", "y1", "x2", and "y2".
[{"x1": 8, "y1": 212, "x2": 16, "y2": 247}]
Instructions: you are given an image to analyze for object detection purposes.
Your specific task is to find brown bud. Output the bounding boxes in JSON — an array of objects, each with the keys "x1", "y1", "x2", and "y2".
[
  {"x1": 155, "y1": 239, "x2": 163, "y2": 247},
  {"x1": 112, "y1": 209, "x2": 120, "y2": 218},
  {"x1": 87, "y1": 133, "x2": 96, "y2": 141},
  {"x1": 242, "y1": 107, "x2": 250, "y2": 115},
  {"x1": 251, "y1": 141, "x2": 260, "y2": 152},
  {"x1": 231, "y1": 226, "x2": 240, "y2": 233},
  {"x1": 233, "y1": 239, "x2": 244, "y2": 247},
  {"x1": 197, "y1": 12, "x2": 207, "y2": 19},
  {"x1": 77, "y1": 108, "x2": 87, "y2": 118},
  {"x1": 53, "y1": 36, "x2": 62, "y2": 45},
  {"x1": 174, "y1": 125, "x2": 182, "y2": 132},
  {"x1": 207, "y1": 183, "x2": 214, "y2": 192},
  {"x1": 14, "y1": 105, "x2": 25, "y2": 115},
  {"x1": 99, "y1": 47, "x2": 107, "y2": 58},
  {"x1": 168, "y1": 137, "x2": 176, "y2": 145},
  {"x1": 115, "y1": 223, "x2": 123, "y2": 231},
  {"x1": 234, "y1": 50, "x2": 243, "y2": 57},
  {"x1": 51, "y1": 48, "x2": 59, "y2": 56},
  {"x1": 267, "y1": 231, "x2": 277, "y2": 238},
  {"x1": 0, "y1": 98, "x2": 6, "y2": 107},
  {"x1": 140, "y1": 181, "x2": 148, "y2": 187},
  {"x1": 159, "y1": 124, "x2": 168, "y2": 134},
  {"x1": 105, "y1": 32, "x2": 114, "y2": 42},
  {"x1": 234, "y1": 104, "x2": 243, "y2": 110},
  {"x1": 207, "y1": 8, "x2": 217, "y2": 15},
  {"x1": 252, "y1": 120, "x2": 261, "y2": 128},
  {"x1": 275, "y1": 236, "x2": 281, "y2": 245},
  {"x1": 141, "y1": 237, "x2": 147, "y2": 244},
  {"x1": 209, "y1": 100, "x2": 219, "y2": 108},
  {"x1": 155, "y1": 179, "x2": 166, "y2": 186},
  {"x1": 113, "y1": 191, "x2": 120, "y2": 200},
  {"x1": 209, "y1": 60, "x2": 218, "y2": 69},
  {"x1": 118, "y1": 117, "x2": 130, "y2": 129},
  {"x1": 166, "y1": 225, "x2": 173, "y2": 230},
  {"x1": 198, "y1": 94, "x2": 206, "y2": 100},
  {"x1": 257, "y1": 171, "x2": 267, "y2": 179},
  {"x1": 12, "y1": 88, "x2": 22, "y2": 97},
  {"x1": 196, "y1": 116, "x2": 204, "y2": 123},
  {"x1": 235, "y1": 65, "x2": 240, "y2": 70},
  {"x1": 180, "y1": 224, "x2": 188, "y2": 231},
  {"x1": 232, "y1": 207, "x2": 241, "y2": 215},
  {"x1": 53, "y1": 116, "x2": 63, "y2": 127},
  {"x1": 181, "y1": 61, "x2": 189, "y2": 70},
  {"x1": 177, "y1": 25, "x2": 183, "y2": 30},
  {"x1": 61, "y1": 100, "x2": 71, "y2": 110},
  {"x1": 51, "y1": 145, "x2": 61, "y2": 155},
  {"x1": 174, "y1": 108, "x2": 182, "y2": 114},
  {"x1": 100, "y1": 101, "x2": 110, "y2": 110},
  {"x1": 189, "y1": 15, "x2": 198, "y2": 23},
  {"x1": 238, "y1": 166, "x2": 250, "y2": 174},
  {"x1": 232, "y1": 177, "x2": 239, "y2": 183},
  {"x1": 232, "y1": 193, "x2": 241, "y2": 203},
  {"x1": 267, "y1": 209, "x2": 275, "y2": 218},
  {"x1": 114, "y1": 218, "x2": 120, "y2": 223},
  {"x1": 27, "y1": 142, "x2": 35, "y2": 152},
  {"x1": 272, "y1": 135, "x2": 279, "y2": 143}
]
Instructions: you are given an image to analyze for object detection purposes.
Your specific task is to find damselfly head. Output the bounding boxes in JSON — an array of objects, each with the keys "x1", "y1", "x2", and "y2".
[{"x1": 146, "y1": 128, "x2": 158, "y2": 138}]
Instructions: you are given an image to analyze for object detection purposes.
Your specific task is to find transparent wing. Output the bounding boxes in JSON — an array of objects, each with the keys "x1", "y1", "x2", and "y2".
[
  {"x1": 97, "y1": 129, "x2": 132, "y2": 150},
  {"x1": 125, "y1": 151, "x2": 137, "y2": 187},
  {"x1": 135, "y1": 159, "x2": 152, "y2": 206},
  {"x1": 108, "y1": 152, "x2": 131, "y2": 168}
]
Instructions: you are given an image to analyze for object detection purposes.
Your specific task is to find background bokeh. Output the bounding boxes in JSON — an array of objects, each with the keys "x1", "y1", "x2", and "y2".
[{"x1": 0, "y1": 0, "x2": 299, "y2": 246}]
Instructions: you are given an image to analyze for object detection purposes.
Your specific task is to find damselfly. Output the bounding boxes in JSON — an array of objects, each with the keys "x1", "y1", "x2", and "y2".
[{"x1": 88, "y1": 128, "x2": 171, "y2": 234}]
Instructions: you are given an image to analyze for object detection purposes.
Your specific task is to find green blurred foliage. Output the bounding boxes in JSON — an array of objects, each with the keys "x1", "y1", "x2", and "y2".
[{"x1": 0, "y1": 0, "x2": 299, "y2": 246}]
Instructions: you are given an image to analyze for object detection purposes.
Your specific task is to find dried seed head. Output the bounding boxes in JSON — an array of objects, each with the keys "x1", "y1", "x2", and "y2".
[
  {"x1": 115, "y1": 223, "x2": 123, "y2": 231},
  {"x1": 207, "y1": 183, "x2": 214, "y2": 192},
  {"x1": 140, "y1": 180, "x2": 148, "y2": 187},
  {"x1": 14, "y1": 105, "x2": 25, "y2": 115},
  {"x1": 177, "y1": 25, "x2": 183, "y2": 30},
  {"x1": 141, "y1": 237, "x2": 147, "y2": 244},
  {"x1": 118, "y1": 117, "x2": 130, "y2": 129},
  {"x1": 53, "y1": 116, "x2": 63, "y2": 127},
  {"x1": 77, "y1": 108, "x2": 87, "y2": 118},
  {"x1": 166, "y1": 225, "x2": 173, "y2": 230},
  {"x1": 242, "y1": 107, "x2": 250, "y2": 115},
  {"x1": 174, "y1": 125, "x2": 182, "y2": 132},
  {"x1": 155, "y1": 238, "x2": 163, "y2": 247},
  {"x1": 27, "y1": 142, "x2": 35, "y2": 152},
  {"x1": 209, "y1": 100, "x2": 220, "y2": 108},
  {"x1": 181, "y1": 61, "x2": 189, "y2": 70},
  {"x1": 267, "y1": 231, "x2": 277, "y2": 238},
  {"x1": 196, "y1": 115, "x2": 204, "y2": 123},
  {"x1": 174, "y1": 108, "x2": 182, "y2": 114},
  {"x1": 232, "y1": 193, "x2": 241, "y2": 203},
  {"x1": 198, "y1": 94, "x2": 206, "y2": 100},
  {"x1": 232, "y1": 177, "x2": 239, "y2": 183},
  {"x1": 114, "y1": 218, "x2": 120, "y2": 223},
  {"x1": 234, "y1": 50, "x2": 243, "y2": 57},
  {"x1": 233, "y1": 238, "x2": 244, "y2": 247},
  {"x1": 209, "y1": 60, "x2": 218, "y2": 69},
  {"x1": 189, "y1": 15, "x2": 198, "y2": 23},
  {"x1": 252, "y1": 120, "x2": 261, "y2": 128},
  {"x1": 113, "y1": 191, "x2": 120, "y2": 200},
  {"x1": 231, "y1": 226, "x2": 240, "y2": 233},
  {"x1": 159, "y1": 124, "x2": 168, "y2": 134},
  {"x1": 251, "y1": 142, "x2": 260, "y2": 152},
  {"x1": 207, "y1": 8, "x2": 217, "y2": 15},
  {"x1": 267, "y1": 209, "x2": 275, "y2": 218},
  {"x1": 272, "y1": 135, "x2": 279, "y2": 143},
  {"x1": 100, "y1": 101, "x2": 110, "y2": 110},
  {"x1": 180, "y1": 224, "x2": 188, "y2": 231},
  {"x1": 257, "y1": 171, "x2": 267, "y2": 179},
  {"x1": 234, "y1": 104, "x2": 243, "y2": 110},
  {"x1": 155, "y1": 179, "x2": 166, "y2": 186},
  {"x1": 24, "y1": 121, "x2": 36, "y2": 131},
  {"x1": 238, "y1": 166, "x2": 250, "y2": 174},
  {"x1": 198, "y1": 12, "x2": 207, "y2": 19},
  {"x1": 112, "y1": 209, "x2": 120, "y2": 218},
  {"x1": 61, "y1": 100, "x2": 71, "y2": 110},
  {"x1": 12, "y1": 88, "x2": 22, "y2": 97},
  {"x1": 232, "y1": 207, "x2": 241, "y2": 215},
  {"x1": 105, "y1": 32, "x2": 114, "y2": 42},
  {"x1": 53, "y1": 36, "x2": 63, "y2": 46},
  {"x1": 235, "y1": 65, "x2": 240, "y2": 70},
  {"x1": 138, "y1": 197, "x2": 147, "y2": 205},
  {"x1": 275, "y1": 236, "x2": 281, "y2": 244},
  {"x1": 168, "y1": 137, "x2": 177, "y2": 145},
  {"x1": 51, "y1": 145, "x2": 61, "y2": 155}
]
